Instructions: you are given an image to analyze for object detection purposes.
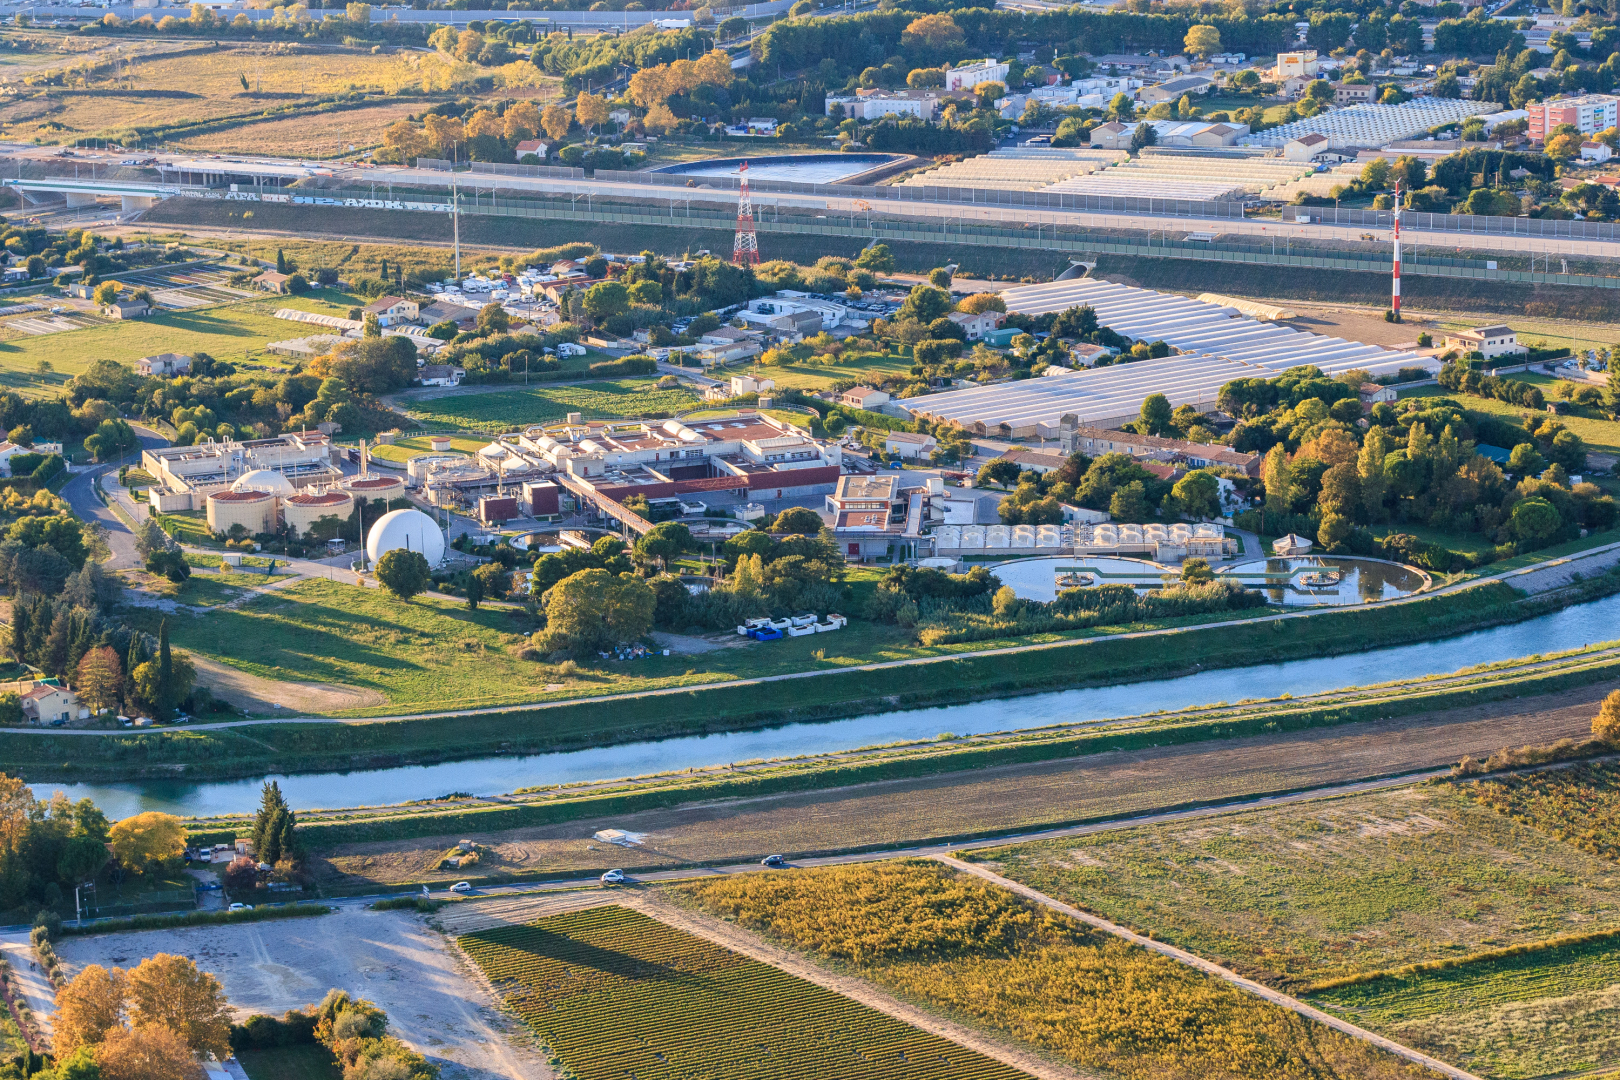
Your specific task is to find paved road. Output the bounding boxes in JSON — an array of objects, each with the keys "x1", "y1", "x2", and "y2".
[{"x1": 57, "y1": 428, "x2": 166, "y2": 570}]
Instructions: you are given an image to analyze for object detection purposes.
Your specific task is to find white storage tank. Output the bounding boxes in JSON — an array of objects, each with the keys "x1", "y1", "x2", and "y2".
[
  {"x1": 342, "y1": 474, "x2": 407, "y2": 505},
  {"x1": 231, "y1": 469, "x2": 295, "y2": 496},
  {"x1": 366, "y1": 508, "x2": 446, "y2": 566}
]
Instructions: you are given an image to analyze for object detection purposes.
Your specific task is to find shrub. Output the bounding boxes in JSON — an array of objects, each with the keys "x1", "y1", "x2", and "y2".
[{"x1": 587, "y1": 355, "x2": 657, "y2": 376}]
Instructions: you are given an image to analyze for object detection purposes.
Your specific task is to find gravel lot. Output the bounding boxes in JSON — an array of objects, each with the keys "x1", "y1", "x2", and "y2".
[{"x1": 50, "y1": 905, "x2": 551, "y2": 1080}]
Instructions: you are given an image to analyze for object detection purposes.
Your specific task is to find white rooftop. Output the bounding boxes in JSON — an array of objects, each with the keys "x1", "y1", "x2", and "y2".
[{"x1": 903, "y1": 279, "x2": 1438, "y2": 431}]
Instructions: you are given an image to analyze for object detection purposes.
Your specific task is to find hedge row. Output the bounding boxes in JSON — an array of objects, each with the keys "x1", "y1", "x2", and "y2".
[{"x1": 59, "y1": 903, "x2": 330, "y2": 936}]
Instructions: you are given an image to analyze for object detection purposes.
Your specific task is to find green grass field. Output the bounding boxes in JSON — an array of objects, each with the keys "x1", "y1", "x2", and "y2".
[
  {"x1": 751, "y1": 350, "x2": 915, "y2": 392},
  {"x1": 459, "y1": 904, "x2": 1029, "y2": 1080},
  {"x1": 399, "y1": 380, "x2": 701, "y2": 432},
  {"x1": 1400, "y1": 381, "x2": 1620, "y2": 455},
  {"x1": 161, "y1": 578, "x2": 552, "y2": 713},
  {"x1": 1311, "y1": 936, "x2": 1620, "y2": 1079},
  {"x1": 235, "y1": 1044, "x2": 342, "y2": 1080},
  {"x1": 970, "y1": 784, "x2": 1620, "y2": 993},
  {"x1": 0, "y1": 291, "x2": 360, "y2": 395},
  {"x1": 366, "y1": 433, "x2": 486, "y2": 463}
]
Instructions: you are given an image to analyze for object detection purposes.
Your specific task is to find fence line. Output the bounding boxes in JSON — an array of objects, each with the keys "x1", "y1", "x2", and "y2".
[{"x1": 1289, "y1": 205, "x2": 1620, "y2": 241}]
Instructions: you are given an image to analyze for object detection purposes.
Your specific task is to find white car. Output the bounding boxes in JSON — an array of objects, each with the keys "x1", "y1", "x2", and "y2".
[
  {"x1": 449, "y1": 881, "x2": 472, "y2": 893},
  {"x1": 600, "y1": 869, "x2": 626, "y2": 884},
  {"x1": 228, "y1": 903, "x2": 252, "y2": 912}
]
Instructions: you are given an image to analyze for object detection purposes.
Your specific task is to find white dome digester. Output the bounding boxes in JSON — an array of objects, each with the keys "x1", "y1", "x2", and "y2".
[
  {"x1": 231, "y1": 469, "x2": 296, "y2": 495},
  {"x1": 365, "y1": 508, "x2": 446, "y2": 567}
]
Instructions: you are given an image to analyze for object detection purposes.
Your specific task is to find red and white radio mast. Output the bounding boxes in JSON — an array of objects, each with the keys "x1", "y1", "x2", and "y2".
[
  {"x1": 1391, "y1": 181, "x2": 1402, "y2": 322},
  {"x1": 732, "y1": 160, "x2": 760, "y2": 267}
]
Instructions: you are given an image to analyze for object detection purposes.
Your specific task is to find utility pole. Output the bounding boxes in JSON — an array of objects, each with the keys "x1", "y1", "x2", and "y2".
[
  {"x1": 452, "y1": 177, "x2": 461, "y2": 279},
  {"x1": 1391, "y1": 180, "x2": 1402, "y2": 322}
]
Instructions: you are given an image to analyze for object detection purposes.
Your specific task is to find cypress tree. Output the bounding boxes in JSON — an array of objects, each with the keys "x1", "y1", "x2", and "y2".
[
  {"x1": 25, "y1": 598, "x2": 51, "y2": 667},
  {"x1": 157, "y1": 618, "x2": 172, "y2": 717},
  {"x1": 379, "y1": 258, "x2": 387, "y2": 280},
  {"x1": 253, "y1": 781, "x2": 293, "y2": 864},
  {"x1": 9, "y1": 602, "x2": 27, "y2": 664},
  {"x1": 275, "y1": 248, "x2": 287, "y2": 274},
  {"x1": 277, "y1": 811, "x2": 298, "y2": 864}
]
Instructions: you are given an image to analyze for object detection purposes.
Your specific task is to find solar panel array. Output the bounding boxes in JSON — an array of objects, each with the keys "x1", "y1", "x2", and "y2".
[{"x1": 902, "y1": 279, "x2": 1438, "y2": 433}]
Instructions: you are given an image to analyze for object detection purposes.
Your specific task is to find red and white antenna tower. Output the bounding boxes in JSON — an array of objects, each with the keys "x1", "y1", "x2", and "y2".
[
  {"x1": 732, "y1": 160, "x2": 760, "y2": 267},
  {"x1": 1391, "y1": 181, "x2": 1402, "y2": 322}
]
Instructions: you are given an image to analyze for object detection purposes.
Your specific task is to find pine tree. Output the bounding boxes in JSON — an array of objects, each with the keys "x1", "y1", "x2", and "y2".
[{"x1": 157, "y1": 619, "x2": 173, "y2": 717}]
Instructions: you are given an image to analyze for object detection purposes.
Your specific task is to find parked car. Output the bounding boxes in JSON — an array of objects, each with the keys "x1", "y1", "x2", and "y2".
[
  {"x1": 228, "y1": 903, "x2": 252, "y2": 912},
  {"x1": 449, "y1": 881, "x2": 472, "y2": 893},
  {"x1": 760, "y1": 855, "x2": 787, "y2": 868},
  {"x1": 601, "y1": 869, "x2": 626, "y2": 884}
]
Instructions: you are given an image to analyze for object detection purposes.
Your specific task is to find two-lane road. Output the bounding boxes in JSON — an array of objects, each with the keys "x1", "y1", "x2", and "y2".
[{"x1": 57, "y1": 428, "x2": 167, "y2": 570}]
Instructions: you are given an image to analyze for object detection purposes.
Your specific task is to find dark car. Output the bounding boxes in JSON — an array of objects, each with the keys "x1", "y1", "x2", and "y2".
[{"x1": 760, "y1": 854, "x2": 787, "y2": 868}]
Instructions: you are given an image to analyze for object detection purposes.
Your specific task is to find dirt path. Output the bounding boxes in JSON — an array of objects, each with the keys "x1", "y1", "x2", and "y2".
[
  {"x1": 190, "y1": 654, "x2": 386, "y2": 714},
  {"x1": 440, "y1": 889, "x2": 1093, "y2": 1080},
  {"x1": 315, "y1": 681, "x2": 1609, "y2": 886},
  {"x1": 936, "y1": 856, "x2": 1483, "y2": 1080},
  {"x1": 0, "y1": 937, "x2": 56, "y2": 1042},
  {"x1": 46, "y1": 906, "x2": 551, "y2": 1080}
]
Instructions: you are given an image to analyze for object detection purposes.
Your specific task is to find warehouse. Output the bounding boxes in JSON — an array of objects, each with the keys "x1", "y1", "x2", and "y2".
[
  {"x1": 900, "y1": 280, "x2": 1437, "y2": 435},
  {"x1": 1240, "y1": 97, "x2": 1495, "y2": 150}
]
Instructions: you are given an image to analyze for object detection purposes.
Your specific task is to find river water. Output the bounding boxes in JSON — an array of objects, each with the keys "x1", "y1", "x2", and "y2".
[{"x1": 30, "y1": 592, "x2": 1620, "y2": 819}]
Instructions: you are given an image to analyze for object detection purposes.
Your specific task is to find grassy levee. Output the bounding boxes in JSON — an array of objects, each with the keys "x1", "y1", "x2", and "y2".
[
  {"x1": 183, "y1": 636, "x2": 1620, "y2": 852},
  {"x1": 6, "y1": 575, "x2": 1617, "y2": 795}
]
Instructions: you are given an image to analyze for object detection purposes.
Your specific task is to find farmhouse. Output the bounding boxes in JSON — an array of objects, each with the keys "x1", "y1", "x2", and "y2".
[
  {"x1": 362, "y1": 296, "x2": 421, "y2": 327},
  {"x1": 1443, "y1": 324, "x2": 1522, "y2": 359},
  {"x1": 253, "y1": 271, "x2": 294, "y2": 294},
  {"x1": 883, "y1": 431, "x2": 938, "y2": 459},
  {"x1": 21, "y1": 683, "x2": 79, "y2": 725},
  {"x1": 136, "y1": 352, "x2": 192, "y2": 377},
  {"x1": 418, "y1": 365, "x2": 465, "y2": 387},
  {"x1": 0, "y1": 442, "x2": 29, "y2": 477},
  {"x1": 1058, "y1": 420, "x2": 1263, "y2": 476},
  {"x1": 839, "y1": 386, "x2": 890, "y2": 410},
  {"x1": 104, "y1": 300, "x2": 149, "y2": 319}
]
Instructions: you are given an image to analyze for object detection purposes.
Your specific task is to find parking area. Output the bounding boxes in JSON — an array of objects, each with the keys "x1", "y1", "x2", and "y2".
[{"x1": 40, "y1": 904, "x2": 550, "y2": 1079}]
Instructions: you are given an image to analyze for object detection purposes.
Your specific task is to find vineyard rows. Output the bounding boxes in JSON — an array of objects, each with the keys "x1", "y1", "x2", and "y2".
[{"x1": 458, "y1": 905, "x2": 1032, "y2": 1080}]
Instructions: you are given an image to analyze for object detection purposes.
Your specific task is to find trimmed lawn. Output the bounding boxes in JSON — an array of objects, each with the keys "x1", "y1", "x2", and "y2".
[
  {"x1": 399, "y1": 380, "x2": 701, "y2": 432},
  {"x1": 1399, "y1": 382, "x2": 1620, "y2": 455},
  {"x1": 235, "y1": 1044, "x2": 343, "y2": 1080},
  {"x1": 367, "y1": 433, "x2": 486, "y2": 464}
]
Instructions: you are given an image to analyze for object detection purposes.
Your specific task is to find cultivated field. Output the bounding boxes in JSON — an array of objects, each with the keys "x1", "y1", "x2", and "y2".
[
  {"x1": 678, "y1": 861, "x2": 1432, "y2": 1080},
  {"x1": 459, "y1": 904, "x2": 1031, "y2": 1080},
  {"x1": 400, "y1": 380, "x2": 702, "y2": 431},
  {"x1": 0, "y1": 45, "x2": 409, "y2": 145},
  {"x1": 179, "y1": 100, "x2": 424, "y2": 157},
  {"x1": 366, "y1": 433, "x2": 487, "y2": 464},
  {"x1": 1457, "y1": 759, "x2": 1620, "y2": 861},
  {"x1": 308, "y1": 683, "x2": 1607, "y2": 888},
  {"x1": 972, "y1": 783, "x2": 1620, "y2": 991},
  {"x1": 1312, "y1": 933, "x2": 1620, "y2": 1080}
]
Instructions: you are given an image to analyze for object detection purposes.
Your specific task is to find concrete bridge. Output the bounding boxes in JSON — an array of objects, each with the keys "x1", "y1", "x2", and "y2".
[{"x1": 2, "y1": 177, "x2": 176, "y2": 213}]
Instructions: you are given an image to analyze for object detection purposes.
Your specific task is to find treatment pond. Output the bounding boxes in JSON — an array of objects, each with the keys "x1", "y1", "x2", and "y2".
[{"x1": 33, "y1": 590, "x2": 1620, "y2": 819}]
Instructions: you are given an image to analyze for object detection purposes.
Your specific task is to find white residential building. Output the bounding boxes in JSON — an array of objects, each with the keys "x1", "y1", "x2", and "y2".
[{"x1": 945, "y1": 59, "x2": 1011, "y2": 91}]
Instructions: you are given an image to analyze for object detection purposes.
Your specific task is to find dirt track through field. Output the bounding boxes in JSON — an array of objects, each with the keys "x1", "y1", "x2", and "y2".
[
  {"x1": 936, "y1": 856, "x2": 1485, "y2": 1080},
  {"x1": 442, "y1": 890, "x2": 1094, "y2": 1080},
  {"x1": 319, "y1": 683, "x2": 1612, "y2": 885}
]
